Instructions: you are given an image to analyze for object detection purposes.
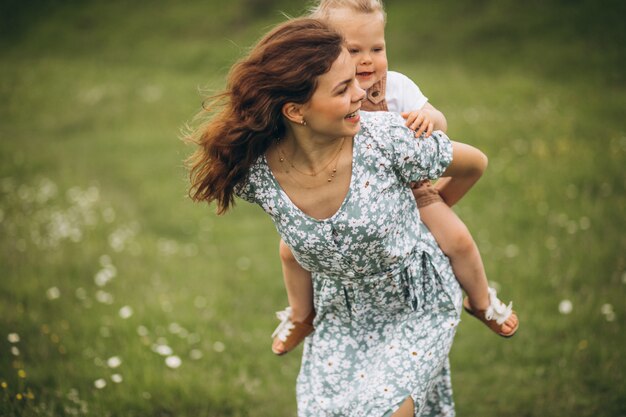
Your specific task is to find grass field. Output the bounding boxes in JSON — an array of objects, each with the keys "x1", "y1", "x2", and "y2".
[{"x1": 1, "y1": 0, "x2": 625, "y2": 416}]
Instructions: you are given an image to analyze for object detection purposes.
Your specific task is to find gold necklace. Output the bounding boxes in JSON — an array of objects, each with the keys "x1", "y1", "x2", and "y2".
[{"x1": 277, "y1": 137, "x2": 345, "y2": 184}]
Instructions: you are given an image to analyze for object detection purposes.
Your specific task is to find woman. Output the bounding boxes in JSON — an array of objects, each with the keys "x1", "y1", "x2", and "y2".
[{"x1": 187, "y1": 18, "x2": 487, "y2": 417}]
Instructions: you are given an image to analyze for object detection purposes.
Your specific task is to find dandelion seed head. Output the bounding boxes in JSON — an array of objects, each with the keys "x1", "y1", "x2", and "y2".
[
  {"x1": 111, "y1": 374, "x2": 123, "y2": 383},
  {"x1": 213, "y1": 341, "x2": 225, "y2": 353},
  {"x1": 46, "y1": 287, "x2": 61, "y2": 300},
  {"x1": 94, "y1": 379, "x2": 106, "y2": 389},
  {"x1": 95, "y1": 290, "x2": 114, "y2": 304},
  {"x1": 102, "y1": 207, "x2": 116, "y2": 223},
  {"x1": 190, "y1": 349, "x2": 203, "y2": 360},
  {"x1": 99, "y1": 254, "x2": 112, "y2": 266},
  {"x1": 153, "y1": 344, "x2": 173, "y2": 356},
  {"x1": 504, "y1": 244, "x2": 519, "y2": 258},
  {"x1": 187, "y1": 333, "x2": 201, "y2": 344},
  {"x1": 119, "y1": 306, "x2": 133, "y2": 319},
  {"x1": 579, "y1": 216, "x2": 590, "y2": 230},
  {"x1": 106, "y1": 356, "x2": 122, "y2": 368},
  {"x1": 168, "y1": 323, "x2": 182, "y2": 334},
  {"x1": 99, "y1": 327, "x2": 111, "y2": 338},
  {"x1": 7, "y1": 333, "x2": 20, "y2": 343},
  {"x1": 139, "y1": 85, "x2": 163, "y2": 103},
  {"x1": 165, "y1": 355, "x2": 182, "y2": 369},
  {"x1": 194, "y1": 296, "x2": 207, "y2": 309},
  {"x1": 75, "y1": 288, "x2": 87, "y2": 300},
  {"x1": 157, "y1": 238, "x2": 179, "y2": 256},
  {"x1": 559, "y1": 299, "x2": 573, "y2": 314},
  {"x1": 137, "y1": 325, "x2": 149, "y2": 337},
  {"x1": 601, "y1": 303, "x2": 614, "y2": 315},
  {"x1": 236, "y1": 256, "x2": 251, "y2": 271}
]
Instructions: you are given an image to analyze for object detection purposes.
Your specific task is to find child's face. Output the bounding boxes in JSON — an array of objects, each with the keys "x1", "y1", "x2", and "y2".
[{"x1": 329, "y1": 9, "x2": 388, "y2": 91}]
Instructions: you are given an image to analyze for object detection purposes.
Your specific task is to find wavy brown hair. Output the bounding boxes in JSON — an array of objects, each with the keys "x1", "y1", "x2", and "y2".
[{"x1": 185, "y1": 18, "x2": 344, "y2": 214}]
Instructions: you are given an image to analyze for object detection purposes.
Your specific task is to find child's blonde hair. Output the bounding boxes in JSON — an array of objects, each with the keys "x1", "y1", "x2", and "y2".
[{"x1": 309, "y1": 0, "x2": 386, "y2": 21}]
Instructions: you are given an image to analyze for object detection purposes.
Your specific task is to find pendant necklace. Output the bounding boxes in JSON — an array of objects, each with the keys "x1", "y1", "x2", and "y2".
[{"x1": 277, "y1": 137, "x2": 346, "y2": 184}]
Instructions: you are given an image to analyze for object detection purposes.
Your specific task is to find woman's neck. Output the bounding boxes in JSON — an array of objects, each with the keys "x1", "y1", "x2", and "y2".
[{"x1": 281, "y1": 132, "x2": 347, "y2": 173}]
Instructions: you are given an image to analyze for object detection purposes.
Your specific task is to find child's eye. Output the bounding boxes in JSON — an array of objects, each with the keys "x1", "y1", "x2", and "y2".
[
  {"x1": 373, "y1": 47, "x2": 384, "y2": 52},
  {"x1": 348, "y1": 49, "x2": 359, "y2": 55}
]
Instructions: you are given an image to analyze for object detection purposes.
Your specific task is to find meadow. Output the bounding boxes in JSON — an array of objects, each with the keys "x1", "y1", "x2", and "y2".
[{"x1": 1, "y1": 0, "x2": 625, "y2": 416}]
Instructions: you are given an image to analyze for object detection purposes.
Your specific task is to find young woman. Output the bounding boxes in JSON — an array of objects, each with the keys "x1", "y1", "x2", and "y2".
[{"x1": 187, "y1": 18, "x2": 490, "y2": 417}]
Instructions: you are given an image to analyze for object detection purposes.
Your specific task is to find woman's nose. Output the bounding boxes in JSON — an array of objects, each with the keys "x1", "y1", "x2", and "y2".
[{"x1": 354, "y1": 84, "x2": 366, "y2": 102}]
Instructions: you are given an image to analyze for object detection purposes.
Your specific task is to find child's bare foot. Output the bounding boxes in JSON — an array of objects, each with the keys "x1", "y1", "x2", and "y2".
[
  {"x1": 271, "y1": 307, "x2": 316, "y2": 355},
  {"x1": 463, "y1": 288, "x2": 519, "y2": 337}
]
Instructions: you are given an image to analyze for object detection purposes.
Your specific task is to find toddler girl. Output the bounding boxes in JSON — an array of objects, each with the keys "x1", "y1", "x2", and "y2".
[{"x1": 271, "y1": 0, "x2": 519, "y2": 355}]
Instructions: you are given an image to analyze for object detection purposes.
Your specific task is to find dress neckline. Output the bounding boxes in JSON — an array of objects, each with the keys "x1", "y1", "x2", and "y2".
[{"x1": 262, "y1": 136, "x2": 358, "y2": 223}]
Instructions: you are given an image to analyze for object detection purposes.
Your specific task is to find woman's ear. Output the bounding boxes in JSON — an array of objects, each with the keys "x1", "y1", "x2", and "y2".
[{"x1": 281, "y1": 103, "x2": 306, "y2": 126}]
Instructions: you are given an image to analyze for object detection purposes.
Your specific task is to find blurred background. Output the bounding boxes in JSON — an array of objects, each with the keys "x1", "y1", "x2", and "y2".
[{"x1": 1, "y1": 0, "x2": 624, "y2": 416}]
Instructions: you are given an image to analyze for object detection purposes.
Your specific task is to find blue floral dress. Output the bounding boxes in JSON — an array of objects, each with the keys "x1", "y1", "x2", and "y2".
[{"x1": 236, "y1": 112, "x2": 462, "y2": 417}]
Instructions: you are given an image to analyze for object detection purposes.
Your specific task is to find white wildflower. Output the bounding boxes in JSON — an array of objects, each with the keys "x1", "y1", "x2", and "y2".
[
  {"x1": 46, "y1": 287, "x2": 61, "y2": 300},
  {"x1": 7, "y1": 333, "x2": 20, "y2": 343},
  {"x1": 189, "y1": 349, "x2": 203, "y2": 360},
  {"x1": 106, "y1": 356, "x2": 122, "y2": 368},
  {"x1": 118, "y1": 306, "x2": 133, "y2": 319},
  {"x1": 165, "y1": 355, "x2": 182, "y2": 369},
  {"x1": 559, "y1": 299, "x2": 573, "y2": 315},
  {"x1": 94, "y1": 379, "x2": 107, "y2": 389},
  {"x1": 137, "y1": 325, "x2": 149, "y2": 337}
]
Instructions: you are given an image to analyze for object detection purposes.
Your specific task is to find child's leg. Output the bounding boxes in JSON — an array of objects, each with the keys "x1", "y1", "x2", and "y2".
[
  {"x1": 419, "y1": 201, "x2": 518, "y2": 334},
  {"x1": 278, "y1": 239, "x2": 314, "y2": 322},
  {"x1": 272, "y1": 240, "x2": 315, "y2": 355}
]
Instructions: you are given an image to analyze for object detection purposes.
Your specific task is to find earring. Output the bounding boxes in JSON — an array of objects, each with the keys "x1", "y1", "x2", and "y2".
[{"x1": 300, "y1": 119, "x2": 307, "y2": 126}]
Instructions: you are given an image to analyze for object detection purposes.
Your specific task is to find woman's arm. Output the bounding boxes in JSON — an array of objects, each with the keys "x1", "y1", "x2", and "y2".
[{"x1": 436, "y1": 141, "x2": 488, "y2": 207}]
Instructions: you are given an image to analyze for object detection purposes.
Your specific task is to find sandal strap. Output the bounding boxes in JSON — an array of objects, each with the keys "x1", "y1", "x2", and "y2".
[
  {"x1": 484, "y1": 287, "x2": 513, "y2": 325},
  {"x1": 271, "y1": 307, "x2": 296, "y2": 342}
]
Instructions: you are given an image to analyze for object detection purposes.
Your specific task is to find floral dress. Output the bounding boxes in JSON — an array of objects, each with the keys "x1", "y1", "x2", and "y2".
[{"x1": 236, "y1": 112, "x2": 462, "y2": 417}]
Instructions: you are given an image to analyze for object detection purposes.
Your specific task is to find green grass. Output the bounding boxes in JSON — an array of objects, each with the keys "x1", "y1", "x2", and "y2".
[{"x1": 1, "y1": 0, "x2": 625, "y2": 416}]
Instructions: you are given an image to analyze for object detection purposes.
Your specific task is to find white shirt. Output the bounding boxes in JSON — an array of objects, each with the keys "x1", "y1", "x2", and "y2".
[{"x1": 385, "y1": 70, "x2": 429, "y2": 112}]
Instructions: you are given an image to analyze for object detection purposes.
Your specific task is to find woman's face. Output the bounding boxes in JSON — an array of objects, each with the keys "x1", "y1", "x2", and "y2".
[{"x1": 301, "y1": 48, "x2": 366, "y2": 139}]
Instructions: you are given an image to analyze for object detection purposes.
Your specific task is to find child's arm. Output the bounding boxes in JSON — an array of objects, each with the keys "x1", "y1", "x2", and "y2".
[
  {"x1": 401, "y1": 102, "x2": 448, "y2": 137},
  {"x1": 436, "y1": 141, "x2": 488, "y2": 206}
]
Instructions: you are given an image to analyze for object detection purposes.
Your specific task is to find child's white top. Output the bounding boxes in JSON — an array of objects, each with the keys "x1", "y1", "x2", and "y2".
[{"x1": 385, "y1": 70, "x2": 429, "y2": 112}]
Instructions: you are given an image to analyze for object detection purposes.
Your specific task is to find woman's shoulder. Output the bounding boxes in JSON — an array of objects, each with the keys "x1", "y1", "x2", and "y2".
[
  {"x1": 233, "y1": 154, "x2": 268, "y2": 203},
  {"x1": 357, "y1": 111, "x2": 411, "y2": 146}
]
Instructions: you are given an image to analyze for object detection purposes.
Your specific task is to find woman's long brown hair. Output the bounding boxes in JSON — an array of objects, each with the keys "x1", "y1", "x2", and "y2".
[{"x1": 185, "y1": 18, "x2": 344, "y2": 214}]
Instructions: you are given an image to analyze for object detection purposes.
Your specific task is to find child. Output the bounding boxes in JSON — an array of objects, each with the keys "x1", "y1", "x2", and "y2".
[{"x1": 271, "y1": 0, "x2": 519, "y2": 355}]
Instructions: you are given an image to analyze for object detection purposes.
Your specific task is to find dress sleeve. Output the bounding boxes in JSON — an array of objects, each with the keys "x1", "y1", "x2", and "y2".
[
  {"x1": 385, "y1": 113, "x2": 453, "y2": 183},
  {"x1": 233, "y1": 174, "x2": 256, "y2": 204}
]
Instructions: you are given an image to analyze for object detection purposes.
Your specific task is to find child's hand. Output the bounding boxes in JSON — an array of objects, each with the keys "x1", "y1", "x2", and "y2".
[{"x1": 401, "y1": 110, "x2": 434, "y2": 138}]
